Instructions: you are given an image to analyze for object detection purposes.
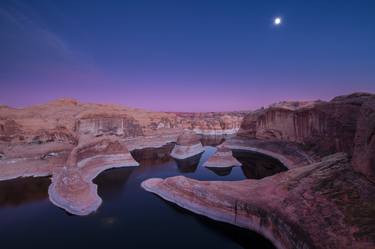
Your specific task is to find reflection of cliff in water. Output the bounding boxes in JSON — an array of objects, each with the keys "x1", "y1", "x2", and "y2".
[
  {"x1": 94, "y1": 167, "x2": 136, "y2": 201},
  {"x1": 199, "y1": 135, "x2": 228, "y2": 146},
  {"x1": 166, "y1": 201, "x2": 276, "y2": 249},
  {"x1": 174, "y1": 152, "x2": 203, "y2": 173},
  {"x1": 0, "y1": 176, "x2": 50, "y2": 207},
  {"x1": 206, "y1": 166, "x2": 233, "y2": 176},
  {"x1": 232, "y1": 150, "x2": 288, "y2": 179},
  {"x1": 130, "y1": 143, "x2": 174, "y2": 165}
]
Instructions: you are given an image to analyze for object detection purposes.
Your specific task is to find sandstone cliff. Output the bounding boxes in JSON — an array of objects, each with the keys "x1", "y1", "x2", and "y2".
[
  {"x1": 238, "y1": 92, "x2": 375, "y2": 164},
  {"x1": 0, "y1": 99, "x2": 246, "y2": 144}
]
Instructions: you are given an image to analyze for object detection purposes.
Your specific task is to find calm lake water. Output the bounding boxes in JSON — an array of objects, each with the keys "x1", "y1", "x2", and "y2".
[{"x1": 0, "y1": 144, "x2": 285, "y2": 249}]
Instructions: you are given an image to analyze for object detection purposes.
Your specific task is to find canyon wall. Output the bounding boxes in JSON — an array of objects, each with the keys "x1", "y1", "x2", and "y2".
[
  {"x1": 0, "y1": 99, "x2": 246, "y2": 146},
  {"x1": 352, "y1": 98, "x2": 375, "y2": 182},
  {"x1": 238, "y1": 93, "x2": 375, "y2": 159}
]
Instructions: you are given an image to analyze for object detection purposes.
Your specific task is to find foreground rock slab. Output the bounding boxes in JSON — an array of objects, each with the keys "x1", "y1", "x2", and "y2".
[
  {"x1": 48, "y1": 136, "x2": 139, "y2": 215},
  {"x1": 142, "y1": 153, "x2": 375, "y2": 249}
]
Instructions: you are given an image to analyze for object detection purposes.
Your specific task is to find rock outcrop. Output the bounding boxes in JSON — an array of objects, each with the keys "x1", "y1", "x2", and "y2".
[
  {"x1": 352, "y1": 98, "x2": 375, "y2": 183},
  {"x1": 170, "y1": 130, "x2": 204, "y2": 160},
  {"x1": 238, "y1": 93, "x2": 375, "y2": 159},
  {"x1": 142, "y1": 153, "x2": 375, "y2": 249},
  {"x1": 203, "y1": 146, "x2": 241, "y2": 168},
  {"x1": 49, "y1": 136, "x2": 139, "y2": 215}
]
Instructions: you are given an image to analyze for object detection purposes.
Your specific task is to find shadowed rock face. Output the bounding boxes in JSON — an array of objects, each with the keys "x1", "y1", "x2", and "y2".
[
  {"x1": 142, "y1": 153, "x2": 375, "y2": 249},
  {"x1": 232, "y1": 150, "x2": 287, "y2": 179},
  {"x1": 238, "y1": 93, "x2": 375, "y2": 158},
  {"x1": 352, "y1": 98, "x2": 375, "y2": 182}
]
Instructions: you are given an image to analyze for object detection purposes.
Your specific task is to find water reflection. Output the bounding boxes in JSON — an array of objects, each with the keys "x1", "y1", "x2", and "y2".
[
  {"x1": 0, "y1": 176, "x2": 50, "y2": 207},
  {"x1": 93, "y1": 167, "x2": 136, "y2": 201},
  {"x1": 233, "y1": 150, "x2": 288, "y2": 179},
  {"x1": 165, "y1": 201, "x2": 276, "y2": 249},
  {"x1": 0, "y1": 147, "x2": 288, "y2": 208},
  {"x1": 206, "y1": 166, "x2": 234, "y2": 176},
  {"x1": 174, "y1": 152, "x2": 203, "y2": 173},
  {"x1": 199, "y1": 135, "x2": 228, "y2": 146},
  {"x1": 131, "y1": 143, "x2": 174, "y2": 165}
]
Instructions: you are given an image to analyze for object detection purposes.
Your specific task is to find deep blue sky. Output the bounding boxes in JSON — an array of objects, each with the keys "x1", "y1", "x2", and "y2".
[{"x1": 0, "y1": 0, "x2": 374, "y2": 111}]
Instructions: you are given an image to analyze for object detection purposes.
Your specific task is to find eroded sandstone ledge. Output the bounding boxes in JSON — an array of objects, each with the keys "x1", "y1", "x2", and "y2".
[
  {"x1": 170, "y1": 130, "x2": 204, "y2": 160},
  {"x1": 142, "y1": 153, "x2": 375, "y2": 249},
  {"x1": 48, "y1": 136, "x2": 139, "y2": 215},
  {"x1": 203, "y1": 146, "x2": 241, "y2": 168},
  {"x1": 141, "y1": 92, "x2": 375, "y2": 248}
]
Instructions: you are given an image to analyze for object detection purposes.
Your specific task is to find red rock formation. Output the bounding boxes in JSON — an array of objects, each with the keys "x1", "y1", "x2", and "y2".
[
  {"x1": 203, "y1": 146, "x2": 241, "y2": 168},
  {"x1": 170, "y1": 130, "x2": 204, "y2": 160},
  {"x1": 141, "y1": 92, "x2": 375, "y2": 248},
  {"x1": 176, "y1": 130, "x2": 201, "y2": 146},
  {"x1": 0, "y1": 99, "x2": 245, "y2": 142},
  {"x1": 352, "y1": 98, "x2": 375, "y2": 182},
  {"x1": 238, "y1": 93, "x2": 375, "y2": 158},
  {"x1": 48, "y1": 136, "x2": 139, "y2": 215},
  {"x1": 142, "y1": 153, "x2": 375, "y2": 249}
]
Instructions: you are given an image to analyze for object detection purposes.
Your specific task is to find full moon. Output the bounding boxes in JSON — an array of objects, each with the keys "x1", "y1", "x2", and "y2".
[{"x1": 274, "y1": 17, "x2": 282, "y2": 25}]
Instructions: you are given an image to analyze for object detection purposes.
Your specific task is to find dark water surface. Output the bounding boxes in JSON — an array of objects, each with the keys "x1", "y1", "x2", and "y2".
[{"x1": 0, "y1": 145, "x2": 282, "y2": 249}]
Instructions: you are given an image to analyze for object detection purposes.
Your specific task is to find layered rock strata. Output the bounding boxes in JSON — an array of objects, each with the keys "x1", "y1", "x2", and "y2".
[
  {"x1": 0, "y1": 99, "x2": 244, "y2": 214},
  {"x1": 203, "y1": 146, "x2": 241, "y2": 168},
  {"x1": 238, "y1": 93, "x2": 375, "y2": 159},
  {"x1": 352, "y1": 98, "x2": 375, "y2": 182},
  {"x1": 49, "y1": 136, "x2": 139, "y2": 215},
  {"x1": 0, "y1": 98, "x2": 245, "y2": 143},
  {"x1": 170, "y1": 130, "x2": 205, "y2": 160},
  {"x1": 142, "y1": 153, "x2": 375, "y2": 249}
]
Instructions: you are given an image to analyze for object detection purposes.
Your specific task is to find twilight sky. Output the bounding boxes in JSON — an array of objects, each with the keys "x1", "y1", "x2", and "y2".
[{"x1": 0, "y1": 0, "x2": 374, "y2": 111}]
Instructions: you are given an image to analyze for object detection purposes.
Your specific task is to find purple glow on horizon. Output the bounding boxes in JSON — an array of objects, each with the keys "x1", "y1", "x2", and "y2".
[{"x1": 1, "y1": 1, "x2": 374, "y2": 112}]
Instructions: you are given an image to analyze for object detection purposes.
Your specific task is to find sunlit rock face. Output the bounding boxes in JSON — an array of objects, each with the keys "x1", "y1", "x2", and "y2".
[
  {"x1": 142, "y1": 153, "x2": 375, "y2": 249},
  {"x1": 170, "y1": 130, "x2": 204, "y2": 160}
]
